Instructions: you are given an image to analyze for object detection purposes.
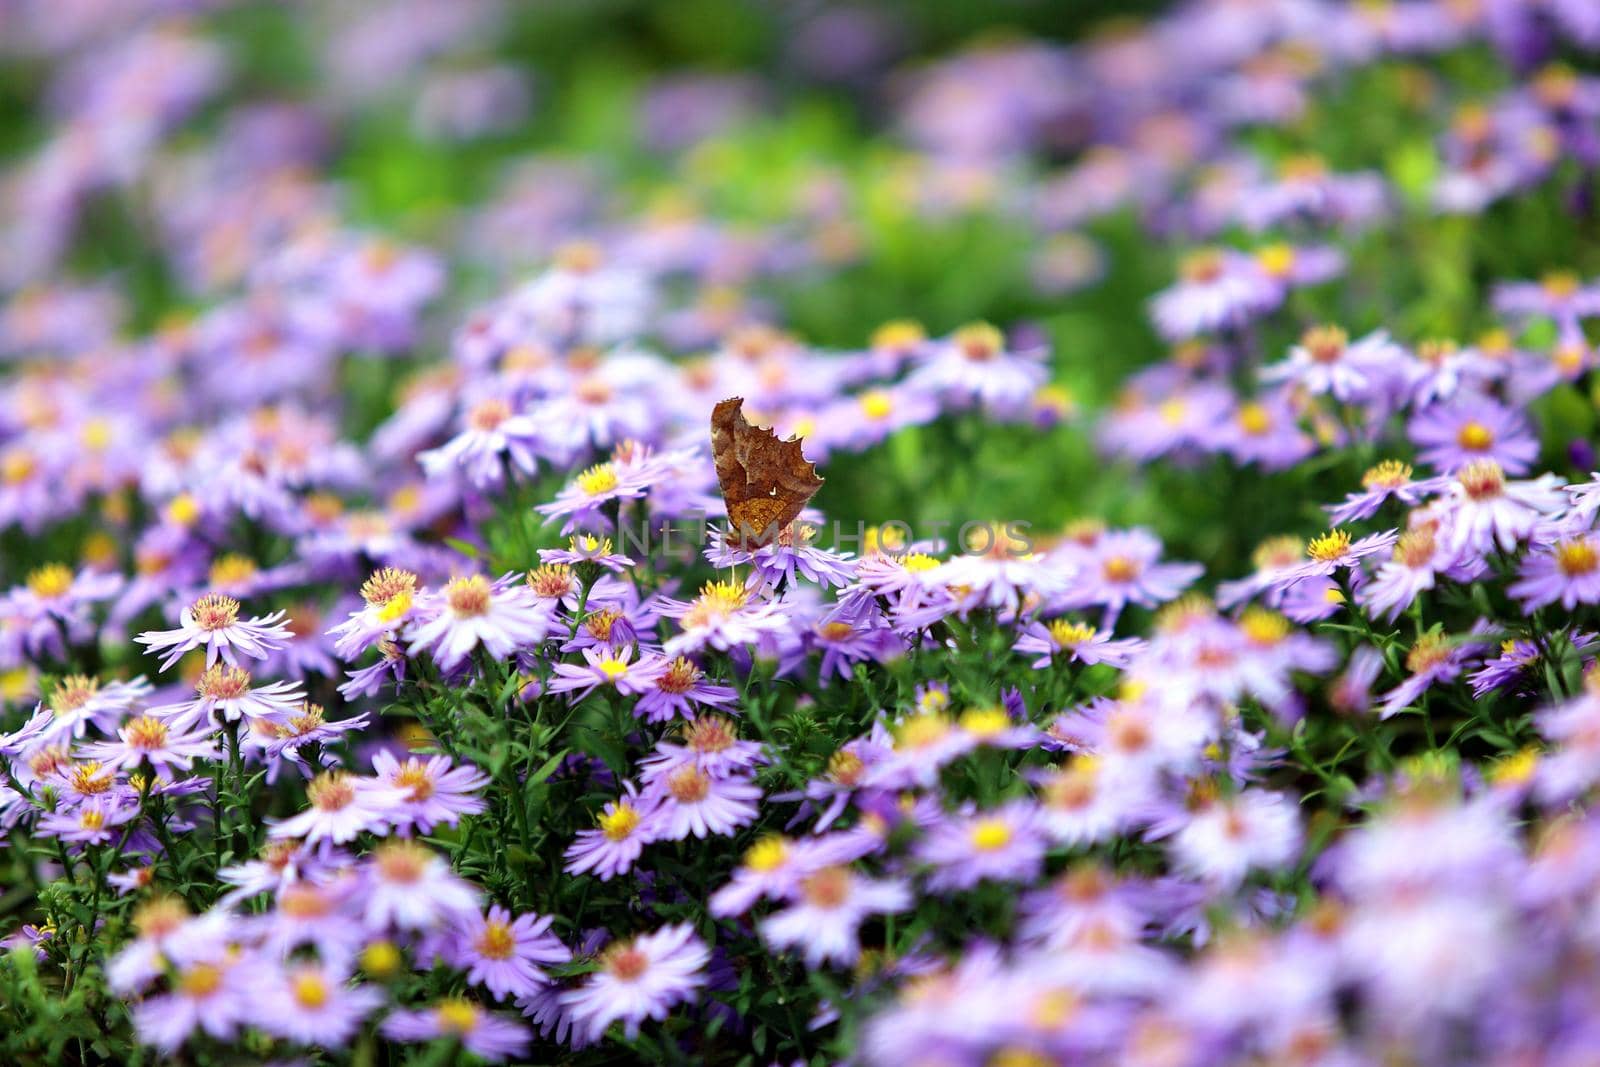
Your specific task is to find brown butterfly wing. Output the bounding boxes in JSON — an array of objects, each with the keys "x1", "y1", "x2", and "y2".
[{"x1": 710, "y1": 397, "x2": 824, "y2": 547}]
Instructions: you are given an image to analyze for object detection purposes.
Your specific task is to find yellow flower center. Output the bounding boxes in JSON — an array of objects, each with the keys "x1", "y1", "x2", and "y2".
[
  {"x1": 895, "y1": 712, "x2": 952, "y2": 751},
  {"x1": 179, "y1": 963, "x2": 223, "y2": 999},
  {"x1": 434, "y1": 998, "x2": 480, "y2": 1034},
  {"x1": 393, "y1": 760, "x2": 436, "y2": 801},
  {"x1": 124, "y1": 716, "x2": 169, "y2": 752},
  {"x1": 1102, "y1": 556, "x2": 1140, "y2": 582},
  {"x1": 577, "y1": 463, "x2": 620, "y2": 496},
  {"x1": 79, "y1": 808, "x2": 106, "y2": 831},
  {"x1": 969, "y1": 818, "x2": 1013, "y2": 851},
  {"x1": 26, "y1": 564, "x2": 72, "y2": 599},
  {"x1": 1456, "y1": 421, "x2": 1494, "y2": 452},
  {"x1": 292, "y1": 971, "x2": 329, "y2": 1010},
  {"x1": 597, "y1": 656, "x2": 630, "y2": 681},
  {"x1": 1255, "y1": 243, "x2": 1296, "y2": 279},
  {"x1": 445, "y1": 575, "x2": 492, "y2": 617},
  {"x1": 801, "y1": 867, "x2": 852, "y2": 909},
  {"x1": 665, "y1": 766, "x2": 711, "y2": 803},
  {"x1": 954, "y1": 322, "x2": 1003, "y2": 361},
  {"x1": 468, "y1": 398, "x2": 510, "y2": 432},
  {"x1": 1362, "y1": 460, "x2": 1412, "y2": 489},
  {"x1": 208, "y1": 554, "x2": 258, "y2": 588},
  {"x1": 1556, "y1": 539, "x2": 1599, "y2": 577},
  {"x1": 599, "y1": 803, "x2": 641, "y2": 841},
  {"x1": 307, "y1": 772, "x2": 356, "y2": 812},
  {"x1": 190, "y1": 594, "x2": 242, "y2": 631},
  {"x1": 1306, "y1": 530, "x2": 1351, "y2": 562},
  {"x1": 1047, "y1": 619, "x2": 1097, "y2": 647},
  {"x1": 1302, "y1": 324, "x2": 1347, "y2": 364},
  {"x1": 475, "y1": 921, "x2": 516, "y2": 961},
  {"x1": 859, "y1": 390, "x2": 894, "y2": 420},
  {"x1": 960, "y1": 706, "x2": 1011, "y2": 737},
  {"x1": 1236, "y1": 402, "x2": 1272, "y2": 435},
  {"x1": 1240, "y1": 607, "x2": 1289, "y2": 645},
  {"x1": 1458, "y1": 460, "x2": 1505, "y2": 500},
  {"x1": 744, "y1": 835, "x2": 790, "y2": 872}
]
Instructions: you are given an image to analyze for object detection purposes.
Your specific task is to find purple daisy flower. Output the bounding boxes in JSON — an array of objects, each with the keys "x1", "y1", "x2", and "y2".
[
  {"x1": 1326, "y1": 460, "x2": 1448, "y2": 525},
  {"x1": 1012, "y1": 617, "x2": 1145, "y2": 669},
  {"x1": 135, "y1": 593, "x2": 291, "y2": 671},
  {"x1": 759, "y1": 865, "x2": 911, "y2": 968},
  {"x1": 79, "y1": 713, "x2": 218, "y2": 772},
  {"x1": 644, "y1": 766, "x2": 761, "y2": 840},
  {"x1": 547, "y1": 645, "x2": 669, "y2": 701},
  {"x1": 1377, "y1": 630, "x2": 1491, "y2": 719},
  {"x1": 916, "y1": 801, "x2": 1049, "y2": 891},
  {"x1": 1509, "y1": 533, "x2": 1600, "y2": 610},
  {"x1": 268, "y1": 771, "x2": 403, "y2": 846},
  {"x1": 565, "y1": 788, "x2": 657, "y2": 881},
  {"x1": 370, "y1": 750, "x2": 490, "y2": 835},
  {"x1": 38, "y1": 796, "x2": 138, "y2": 846},
  {"x1": 407, "y1": 575, "x2": 557, "y2": 673},
  {"x1": 559, "y1": 924, "x2": 709, "y2": 1042},
  {"x1": 1408, "y1": 392, "x2": 1539, "y2": 474},
  {"x1": 257, "y1": 960, "x2": 384, "y2": 1047},
  {"x1": 381, "y1": 1000, "x2": 530, "y2": 1062},
  {"x1": 453, "y1": 905, "x2": 571, "y2": 1001},
  {"x1": 632, "y1": 656, "x2": 737, "y2": 724}
]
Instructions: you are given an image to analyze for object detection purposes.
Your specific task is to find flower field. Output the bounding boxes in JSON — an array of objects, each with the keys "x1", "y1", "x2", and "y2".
[{"x1": 5, "y1": 1, "x2": 1600, "y2": 1064}]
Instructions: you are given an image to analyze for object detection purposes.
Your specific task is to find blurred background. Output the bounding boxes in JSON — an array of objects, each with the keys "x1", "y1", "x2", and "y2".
[{"x1": 0, "y1": 0, "x2": 1587, "y2": 581}]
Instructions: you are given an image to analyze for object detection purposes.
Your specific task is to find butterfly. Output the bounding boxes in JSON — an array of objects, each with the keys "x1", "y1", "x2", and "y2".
[{"x1": 710, "y1": 397, "x2": 824, "y2": 548}]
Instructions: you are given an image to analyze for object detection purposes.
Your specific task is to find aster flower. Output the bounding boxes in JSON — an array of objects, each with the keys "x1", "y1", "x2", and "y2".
[
  {"x1": 370, "y1": 749, "x2": 490, "y2": 834},
  {"x1": 1440, "y1": 461, "x2": 1567, "y2": 554},
  {"x1": 257, "y1": 960, "x2": 384, "y2": 1047},
  {"x1": 1408, "y1": 392, "x2": 1539, "y2": 474},
  {"x1": 407, "y1": 575, "x2": 557, "y2": 672},
  {"x1": 1053, "y1": 527, "x2": 1203, "y2": 625},
  {"x1": 1013, "y1": 617, "x2": 1145, "y2": 669},
  {"x1": 131, "y1": 955, "x2": 254, "y2": 1054},
  {"x1": 632, "y1": 656, "x2": 737, "y2": 724},
  {"x1": 1161, "y1": 786, "x2": 1301, "y2": 888},
  {"x1": 659, "y1": 579, "x2": 790, "y2": 656},
  {"x1": 1326, "y1": 460, "x2": 1447, "y2": 525},
  {"x1": 327, "y1": 566, "x2": 419, "y2": 659},
  {"x1": 709, "y1": 833, "x2": 874, "y2": 917},
  {"x1": 760, "y1": 865, "x2": 911, "y2": 968},
  {"x1": 547, "y1": 645, "x2": 669, "y2": 701},
  {"x1": 79, "y1": 714, "x2": 218, "y2": 772},
  {"x1": 538, "y1": 533, "x2": 633, "y2": 572},
  {"x1": 381, "y1": 999, "x2": 530, "y2": 1062},
  {"x1": 1260, "y1": 325, "x2": 1408, "y2": 406},
  {"x1": 153, "y1": 664, "x2": 304, "y2": 728},
  {"x1": 1377, "y1": 630, "x2": 1490, "y2": 719},
  {"x1": 1149, "y1": 248, "x2": 1279, "y2": 341},
  {"x1": 638, "y1": 715, "x2": 767, "y2": 782},
  {"x1": 916, "y1": 802, "x2": 1049, "y2": 891},
  {"x1": 418, "y1": 395, "x2": 545, "y2": 490},
  {"x1": 1358, "y1": 523, "x2": 1466, "y2": 623},
  {"x1": 707, "y1": 523, "x2": 858, "y2": 592},
  {"x1": 905, "y1": 322, "x2": 1047, "y2": 415},
  {"x1": 565, "y1": 789, "x2": 656, "y2": 881},
  {"x1": 1508, "y1": 534, "x2": 1600, "y2": 610},
  {"x1": 537, "y1": 460, "x2": 649, "y2": 533},
  {"x1": 34, "y1": 674, "x2": 152, "y2": 743},
  {"x1": 1280, "y1": 528, "x2": 1398, "y2": 588},
  {"x1": 268, "y1": 770, "x2": 401, "y2": 845},
  {"x1": 38, "y1": 796, "x2": 137, "y2": 846},
  {"x1": 560, "y1": 924, "x2": 709, "y2": 1042},
  {"x1": 361, "y1": 839, "x2": 481, "y2": 931},
  {"x1": 135, "y1": 593, "x2": 291, "y2": 671},
  {"x1": 645, "y1": 765, "x2": 761, "y2": 840},
  {"x1": 452, "y1": 905, "x2": 571, "y2": 1000}
]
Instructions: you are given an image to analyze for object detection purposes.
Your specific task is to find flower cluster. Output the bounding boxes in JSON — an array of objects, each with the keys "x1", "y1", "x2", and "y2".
[{"x1": 5, "y1": 2, "x2": 1600, "y2": 1065}]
